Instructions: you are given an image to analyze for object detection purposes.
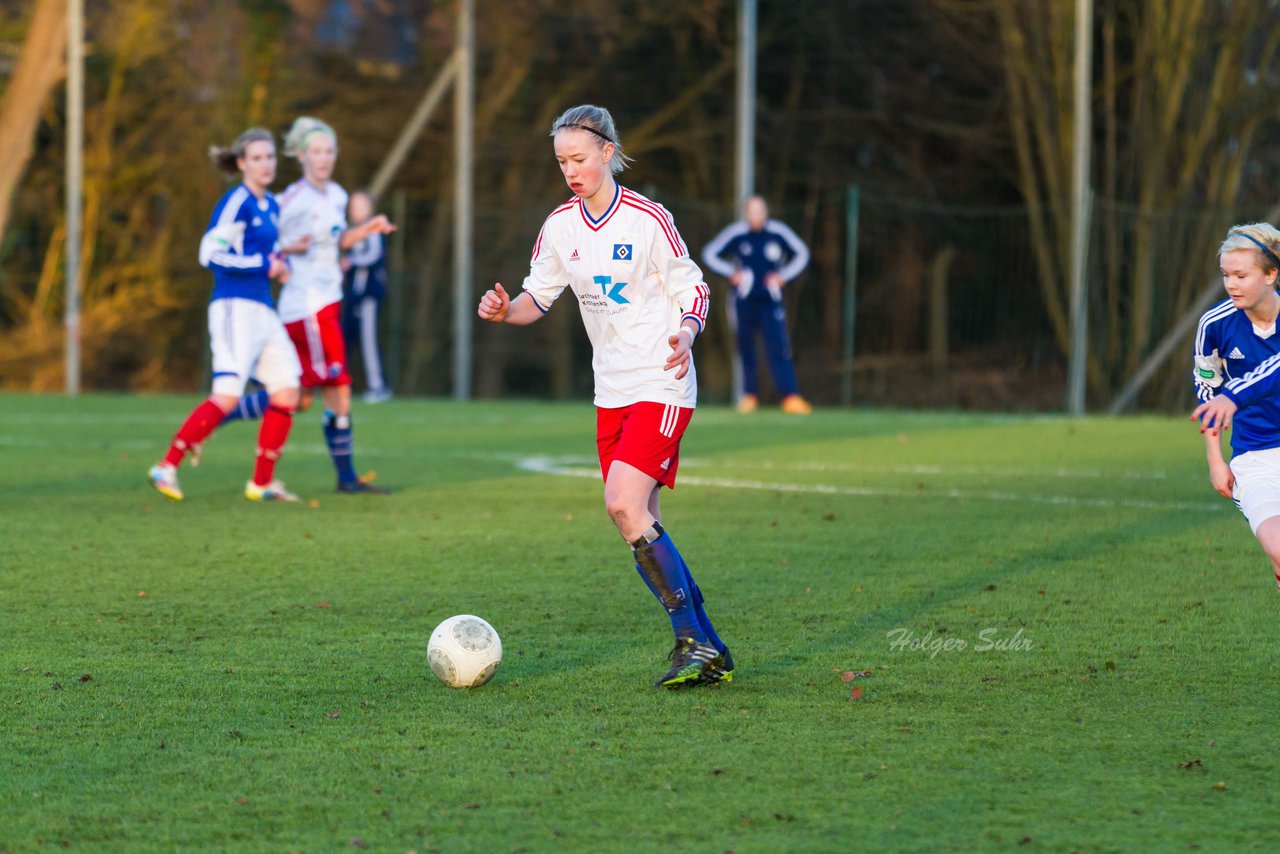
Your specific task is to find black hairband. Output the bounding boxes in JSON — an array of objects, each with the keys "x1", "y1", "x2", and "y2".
[
  {"x1": 1237, "y1": 231, "x2": 1280, "y2": 270},
  {"x1": 560, "y1": 122, "x2": 616, "y2": 146}
]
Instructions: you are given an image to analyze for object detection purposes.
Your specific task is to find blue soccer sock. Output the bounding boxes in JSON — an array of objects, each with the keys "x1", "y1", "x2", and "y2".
[
  {"x1": 323, "y1": 411, "x2": 359, "y2": 484},
  {"x1": 221, "y1": 389, "x2": 269, "y2": 424},
  {"x1": 685, "y1": 574, "x2": 727, "y2": 654},
  {"x1": 632, "y1": 522, "x2": 706, "y2": 643}
]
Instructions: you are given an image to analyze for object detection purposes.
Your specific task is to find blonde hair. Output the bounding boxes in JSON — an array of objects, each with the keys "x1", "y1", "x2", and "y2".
[
  {"x1": 549, "y1": 104, "x2": 633, "y2": 175},
  {"x1": 283, "y1": 116, "x2": 338, "y2": 158},
  {"x1": 208, "y1": 128, "x2": 274, "y2": 176},
  {"x1": 1220, "y1": 222, "x2": 1280, "y2": 273}
]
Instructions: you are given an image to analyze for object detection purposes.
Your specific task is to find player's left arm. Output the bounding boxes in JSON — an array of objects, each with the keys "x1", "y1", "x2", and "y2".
[
  {"x1": 1196, "y1": 348, "x2": 1280, "y2": 432},
  {"x1": 341, "y1": 215, "x2": 396, "y2": 250},
  {"x1": 654, "y1": 213, "x2": 710, "y2": 380},
  {"x1": 772, "y1": 219, "x2": 810, "y2": 284}
]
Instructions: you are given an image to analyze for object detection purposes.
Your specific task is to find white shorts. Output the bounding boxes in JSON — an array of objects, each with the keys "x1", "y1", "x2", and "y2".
[
  {"x1": 208, "y1": 298, "x2": 301, "y2": 397},
  {"x1": 1229, "y1": 447, "x2": 1280, "y2": 533}
]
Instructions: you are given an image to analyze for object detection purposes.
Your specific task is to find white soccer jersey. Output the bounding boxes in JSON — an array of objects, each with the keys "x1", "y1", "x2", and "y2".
[
  {"x1": 276, "y1": 179, "x2": 349, "y2": 323},
  {"x1": 522, "y1": 185, "x2": 711, "y2": 409}
]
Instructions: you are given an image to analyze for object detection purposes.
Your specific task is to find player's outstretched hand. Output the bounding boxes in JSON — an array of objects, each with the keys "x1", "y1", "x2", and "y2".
[
  {"x1": 368, "y1": 214, "x2": 397, "y2": 236},
  {"x1": 478, "y1": 283, "x2": 511, "y2": 323},
  {"x1": 664, "y1": 328, "x2": 693, "y2": 380},
  {"x1": 1191, "y1": 395, "x2": 1238, "y2": 437}
]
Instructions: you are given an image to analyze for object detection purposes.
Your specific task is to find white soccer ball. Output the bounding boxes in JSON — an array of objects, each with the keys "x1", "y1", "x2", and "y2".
[{"x1": 428, "y1": 614, "x2": 503, "y2": 688}]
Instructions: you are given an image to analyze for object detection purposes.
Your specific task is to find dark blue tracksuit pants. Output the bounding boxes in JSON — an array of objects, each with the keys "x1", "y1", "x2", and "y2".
[{"x1": 734, "y1": 295, "x2": 799, "y2": 398}]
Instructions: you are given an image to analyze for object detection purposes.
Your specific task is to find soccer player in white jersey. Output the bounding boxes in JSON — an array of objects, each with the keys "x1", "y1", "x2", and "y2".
[
  {"x1": 1191, "y1": 223, "x2": 1280, "y2": 589},
  {"x1": 477, "y1": 104, "x2": 732, "y2": 689},
  {"x1": 147, "y1": 128, "x2": 302, "y2": 502},
  {"x1": 274, "y1": 117, "x2": 396, "y2": 493}
]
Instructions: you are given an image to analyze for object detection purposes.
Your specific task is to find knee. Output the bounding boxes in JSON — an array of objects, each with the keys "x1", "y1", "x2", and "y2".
[
  {"x1": 209, "y1": 394, "x2": 239, "y2": 414},
  {"x1": 604, "y1": 496, "x2": 643, "y2": 541},
  {"x1": 271, "y1": 387, "x2": 301, "y2": 410},
  {"x1": 604, "y1": 496, "x2": 631, "y2": 528}
]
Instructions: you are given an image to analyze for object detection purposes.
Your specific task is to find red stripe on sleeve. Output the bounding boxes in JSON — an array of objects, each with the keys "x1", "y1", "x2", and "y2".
[{"x1": 620, "y1": 189, "x2": 687, "y2": 257}]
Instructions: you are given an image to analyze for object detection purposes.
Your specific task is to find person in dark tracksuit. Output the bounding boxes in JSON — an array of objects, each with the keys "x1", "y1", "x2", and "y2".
[
  {"x1": 342, "y1": 190, "x2": 393, "y2": 404},
  {"x1": 701, "y1": 195, "x2": 812, "y2": 414}
]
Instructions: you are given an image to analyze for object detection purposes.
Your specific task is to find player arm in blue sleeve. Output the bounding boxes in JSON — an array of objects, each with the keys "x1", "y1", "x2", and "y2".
[
  {"x1": 1189, "y1": 320, "x2": 1235, "y2": 496},
  {"x1": 198, "y1": 200, "x2": 269, "y2": 276},
  {"x1": 1221, "y1": 350, "x2": 1280, "y2": 409},
  {"x1": 771, "y1": 219, "x2": 811, "y2": 282},
  {"x1": 1193, "y1": 348, "x2": 1280, "y2": 436},
  {"x1": 701, "y1": 221, "x2": 745, "y2": 280}
]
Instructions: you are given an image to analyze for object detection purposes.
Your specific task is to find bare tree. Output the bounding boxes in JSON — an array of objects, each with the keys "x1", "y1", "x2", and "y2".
[
  {"x1": 976, "y1": 0, "x2": 1280, "y2": 405},
  {"x1": 0, "y1": 0, "x2": 67, "y2": 245}
]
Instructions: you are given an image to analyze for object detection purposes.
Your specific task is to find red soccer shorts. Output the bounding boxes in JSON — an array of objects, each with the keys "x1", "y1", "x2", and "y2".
[
  {"x1": 285, "y1": 301, "x2": 351, "y2": 388},
  {"x1": 596, "y1": 402, "x2": 694, "y2": 489}
]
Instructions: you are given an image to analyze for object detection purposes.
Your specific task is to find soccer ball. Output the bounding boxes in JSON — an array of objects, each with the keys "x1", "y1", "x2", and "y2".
[{"x1": 428, "y1": 614, "x2": 503, "y2": 688}]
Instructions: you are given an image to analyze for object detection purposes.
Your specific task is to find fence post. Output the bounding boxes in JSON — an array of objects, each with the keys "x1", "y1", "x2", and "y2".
[
  {"x1": 841, "y1": 184, "x2": 860, "y2": 407},
  {"x1": 388, "y1": 188, "x2": 407, "y2": 393}
]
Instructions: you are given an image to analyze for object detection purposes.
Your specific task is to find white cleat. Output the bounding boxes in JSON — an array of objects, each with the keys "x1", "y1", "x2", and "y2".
[
  {"x1": 244, "y1": 479, "x2": 300, "y2": 503},
  {"x1": 148, "y1": 464, "x2": 183, "y2": 502}
]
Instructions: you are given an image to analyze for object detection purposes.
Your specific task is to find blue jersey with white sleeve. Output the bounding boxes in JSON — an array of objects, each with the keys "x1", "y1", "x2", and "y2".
[
  {"x1": 1194, "y1": 298, "x2": 1280, "y2": 454},
  {"x1": 701, "y1": 219, "x2": 809, "y2": 301},
  {"x1": 198, "y1": 184, "x2": 280, "y2": 307}
]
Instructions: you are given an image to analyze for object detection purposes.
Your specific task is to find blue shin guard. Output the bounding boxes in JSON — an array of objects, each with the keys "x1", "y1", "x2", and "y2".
[{"x1": 631, "y1": 523, "x2": 707, "y2": 643}]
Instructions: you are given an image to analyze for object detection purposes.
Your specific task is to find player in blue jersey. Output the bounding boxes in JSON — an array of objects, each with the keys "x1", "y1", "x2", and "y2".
[
  {"x1": 477, "y1": 104, "x2": 731, "y2": 689},
  {"x1": 220, "y1": 118, "x2": 395, "y2": 493},
  {"x1": 342, "y1": 191, "x2": 392, "y2": 404},
  {"x1": 702, "y1": 195, "x2": 813, "y2": 414},
  {"x1": 147, "y1": 128, "x2": 302, "y2": 502},
  {"x1": 1190, "y1": 222, "x2": 1280, "y2": 589}
]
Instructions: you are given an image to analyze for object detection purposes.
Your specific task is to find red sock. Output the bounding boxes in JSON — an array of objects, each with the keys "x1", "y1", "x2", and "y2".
[
  {"x1": 253, "y1": 404, "x2": 295, "y2": 486},
  {"x1": 163, "y1": 399, "x2": 228, "y2": 467}
]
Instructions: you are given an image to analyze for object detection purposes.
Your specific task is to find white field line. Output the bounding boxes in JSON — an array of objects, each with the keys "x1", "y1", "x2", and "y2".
[
  {"x1": 514, "y1": 456, "x2": 1226, "y2": 513},
  {"x1": 0, "y1": 431, "x2": 1221, "y2": 512},
  {"x1": 679, "y1": 458, "x2": 1171, "y2": 480},
  {"x1": 0, "y1": 433, "x2": 1178, "y2": 481}
]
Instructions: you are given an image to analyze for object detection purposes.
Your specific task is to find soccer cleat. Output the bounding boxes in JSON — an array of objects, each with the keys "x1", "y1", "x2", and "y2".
[
  {"x1": 735, "y1": 394, "x2": 759, "y2": 414},
  {"x1": 337, "y1": 478, "x2": 390, "y2": 495},
  {"x1": 244, "y1": 479, "x2": 299, "y2": 502},
  {"x1": 780, "y1": 394, "x2": 813, "y2": 415},
  {"x1": 654, "y1": 637, "x2": 721, "y2": 689},
  {"x1": 697, "y1": 647, "x2": 735, "y2": 685},
  {"x1": 148, "y1": 464, "x2": 183, "y2": 502},
  {"x1": 362, "y1": 389, "x2": 393, "y2": 404}
]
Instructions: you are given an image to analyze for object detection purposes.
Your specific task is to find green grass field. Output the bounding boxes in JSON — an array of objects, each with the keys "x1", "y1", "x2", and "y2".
[{"x1": 2, "y1": 392, "x2": 1277, "y2": 852}]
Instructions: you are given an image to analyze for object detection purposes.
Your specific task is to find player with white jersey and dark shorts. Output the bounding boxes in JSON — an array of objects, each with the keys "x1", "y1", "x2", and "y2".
[
  {"x1": 1191, "y1": 222, "x2": 1280, "y2": 589},
  {"x1": 477, "y1": 104, "x2": 732, "y2": 689},
  {"x1": 274, "y1": 117, "x2": 397, "y2": 494},
  {"x1": 148, "y1": 128, "x2": 302, "y2": 503}
]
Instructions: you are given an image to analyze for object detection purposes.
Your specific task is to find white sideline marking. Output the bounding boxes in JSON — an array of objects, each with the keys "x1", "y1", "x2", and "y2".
[
  {"x1": 515, "y1": 456, "x2": 1225, "y2": 513},
  {"x1": 680, "y1": 459, "x2": 1171, "y2": 481},
  {"x1": 0, "y1": 431, "x2": 1222, "y2": 512}
]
